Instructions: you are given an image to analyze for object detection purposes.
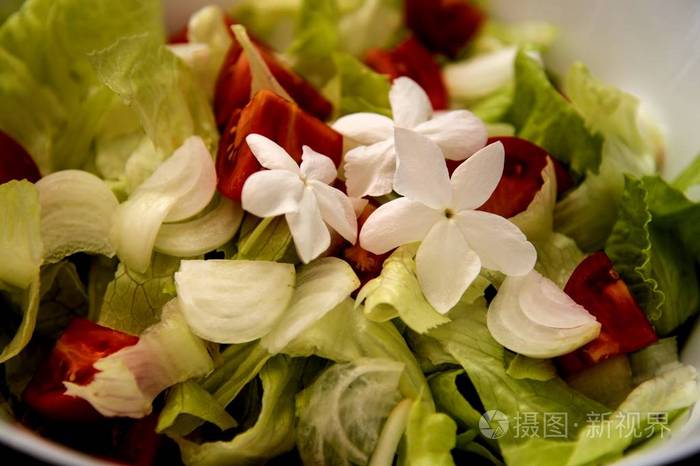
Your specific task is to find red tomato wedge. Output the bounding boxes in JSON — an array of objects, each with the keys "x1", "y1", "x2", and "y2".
[
  {"x1": 342, "y1": 202, "x2": 390, "y2": 286},
  {"x1": 405, "y1": 0, "x2": 485, "y2": 58},
  {"x1": 458, "y1": 136, "x2": 574, "y2": 218},
  {"x1": 215, "y1": 38, "x2": 332, "y2": 128},
  {"x1": 557, "y1": 252, "x2": 658, "y2": 375},
  {"x1": 365, "y1": 36, "x2": 448, "y2": 110},
  {"x1": 23, "y1": 319, "x2": 139, "y2": 422},
  {"x1": 216, "y1": 90, "x2": 342, "y2": 201},
  {"x1": 0, "y1": 131, "x2": 41, "y2": 184}
]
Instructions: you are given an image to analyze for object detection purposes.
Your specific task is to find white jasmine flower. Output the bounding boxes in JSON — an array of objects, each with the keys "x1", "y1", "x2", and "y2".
[
  {"x1": 360, "y1": 128, "x2": 536, "y2": 313},
  {"x1": 241, "y1": 134, "x2": 358, "y2": 263},
  {"x1": 332, "y1": 77, "x2": 488, "y2": 198}
]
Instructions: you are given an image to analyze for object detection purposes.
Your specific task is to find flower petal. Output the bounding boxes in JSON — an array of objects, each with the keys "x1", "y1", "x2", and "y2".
[
  {"x1": 286, "y1": 187, "x2": 331, "y2": 264},
  {"x1": 450, "y1": 141, "x2": 505, "y2": 211},
  {"x1": 390, "y1": 77, "x2": 432, "y2": 128},
  {"x1": 416, "y1": 219, "x2": 481, "y2": 314},
  {"x1": 310, "y1": 181, "x2": 358, "y2": 244},
  {"x1": 393, "y1": 127, "x2": 451, "y2": 209},
  {"x1": 300, "y1": 146, "x2": 337, "y2": 184},
  {"x1": 456, "y1": 210, "x2": 536, "y2": 276},
  {"x1": 245, "y1": 134, "x2": 299, "y2": 172},
  {"x1": 331, "y1": 113, "x2": 394, "y2": 145},
  {"x1": 414, "y1": 110, "x2": 488, "y2": 161},
  {"x1": 343, "y1": 140, "x2": 396, "y2": 198},
  {"x1": 359, "y1": 197, "x2": 442, "y2": 254},
  {"x1": 241, "y1": 170, "x2": 304, "y2": 217}
]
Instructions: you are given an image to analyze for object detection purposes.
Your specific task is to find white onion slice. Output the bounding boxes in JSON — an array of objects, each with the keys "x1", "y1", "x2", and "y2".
[
  {"x1": 487, "y1": 271, "x2": 601, "y2": 358},
  {"x1": 443, "y1": 47, "x2": 516, "y2": 101},
  {"x1": 64, "y1": 300, "x2": 213, "y2": 418},
  {"x1": 36, "y1": 170, "x2": 119, "y2": 263},
  {"x1": 261, "y1": 258, "x2": 360, "y2": 353},
  {"x1": 518, "y1": 271, "x2": 595, "y2": 328},
  {"x1": 175, "y1": 260, "x2": 296, "y2": 344},
  {"x1": 112, "y1": 136, "x2": 217, "y2": 272},
  {"x1": 154, "y1": 197, "x2": 243, "y2": 257}
]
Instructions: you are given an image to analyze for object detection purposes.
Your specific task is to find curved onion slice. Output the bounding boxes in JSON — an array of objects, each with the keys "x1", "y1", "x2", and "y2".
[
  {"x1": 175, "y1": 260, "x2": 295, "y2": 344},
  {"x1": 36, "y1": 170, "x2": 119, "y2": 263},
  {"x1": 261, "y1": 258, "x2": 360, "y2": 353},
  {"x1": 64, "y1": 300, "x2": 213, "y2": 418},
  {"x1": 112, "y1": 136, "x2": 217, "y2": 272},
  {"x1": 487, "y1": 270, "x2": 601, "y2": 358},
  {"x1": 154, "y1": 197, "x2": 243, "y2": 257},
  {"x1": 443, "y1": 47, "x2": 516, "y2": 101}
]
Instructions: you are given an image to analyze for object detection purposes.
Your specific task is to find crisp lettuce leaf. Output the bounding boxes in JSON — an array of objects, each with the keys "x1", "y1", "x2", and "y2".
[
  {"x1": 400, "y1": 398, "x2": 457, "y2": 466},
  {"x1": 34, "y1": 261, "x2": 87, "y2": 339},
  {"x1": 629, "y1": 338, "x2": 682, "y2": 385},
  {"x1": 0, "y1": 0, "x2": 163, "y2": 174},
  {"x1": 674, "y1": 153, "x2": 700, "y2": 196},
  {"x1": 0, "y1": 277, "x2": 39, "y2": 363},
  {"x1": 428, "y1": 369, "x2": 482, "y2": 432},
  {"x1": 505, "y1": 353, "x2": 556, "y2": 382},
  {"x1": 554, "y1": 63, "x2": 657, "y2": 251},
  {"x1": 231, "y1": 0, "x2": 300, "y2": 51},
  {"x1": 429, "y1": 298, "x2": 608, "y2": 466},
  {"x1": 177, "y1": 356, "x2": 302, "y2": 466},
  {"x1": 323, "y1": 52, "x2": 392, "y2": 118},
  {"x1": 357, "y1": 244, "x2": 450, "y2": 334},
  {"x1": 159, "y1": 341, "x2": 272, "y2": 436},
  {"x1": 507, "y1": 51, "x2": 602, "y2": 176},
  {"x1": 0, "y1": 180, "x2": 42, "y2": 289},
  {"x1": 0, "y1": 0, "x2": 23, "y2": 24},
  {"x1": 296, "y1": 358, "x2": 404, "y2": 466},
  {"x1": 97, "y1": 253, "x2": 180, "y2": 335},
  {"x1": 234, "y1": 216, "x2": 298, "y2": 263},
  {"x1": 606, "y1": 176, "x2": 699, "y2": 335},
  {"x1": 157, "y1": 381, "x2": 237, "y2": 434},
  {"x1": 89, "y1": 32, "x2": 218, "y2": 158}
]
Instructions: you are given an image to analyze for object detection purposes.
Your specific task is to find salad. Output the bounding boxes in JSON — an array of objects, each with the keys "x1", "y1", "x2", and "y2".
[{"x1": 1, "y1": 0, "x2": 700, "y2": 465}]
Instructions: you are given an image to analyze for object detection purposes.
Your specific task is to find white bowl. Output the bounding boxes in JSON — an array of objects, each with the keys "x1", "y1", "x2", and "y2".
[{"x1": 2, "y1": 0, "x2": 699, "y2": 464}]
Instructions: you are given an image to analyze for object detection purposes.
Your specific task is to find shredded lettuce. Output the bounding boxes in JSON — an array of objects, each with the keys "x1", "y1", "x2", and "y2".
[
  {"x1": 98, "y1": 253, "x2": 180, "y2": 335},
  {"x1": 296, "y1": 358, "x2": 404, "y2": 466},
  {"x1": 234, "y1": 216, "x2": 298, "y2": 263},
  {"x1": 507, "y1": 51, "x2": 602, "y2": 176},
  {"x1": 400, "y1": 398, "x2": 457, "y2": 466},
  {"x1": 554, "y1": 63, "x2": 657, "y2": 251},
  {"x1": 157, "y1": 381, "x2": 237, "y2": 434},
  {"x1": 606, "y1": 176, "x2": 699, "y2": 335},
  {"x1": 177, "y1": 356, "x2": 302, "y2": 466},
  {"x1": 357, "y1": 244, "x2": 450, "y2": 334},
  {"x1": 0, "y1": 0, "x2": 163, "y2": 174},
  {"x1": 428, "y1": 369, "x2": 482, "y2": 433},
  {"x1": 0, "y1": 180, "x2": 42, "y2": 289}
]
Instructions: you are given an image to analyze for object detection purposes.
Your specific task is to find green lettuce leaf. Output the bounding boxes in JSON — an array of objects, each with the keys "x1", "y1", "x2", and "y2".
[
  {"x1": 472, "y1": 20, "x2": 557, "y2": 56},
  {"x1": 629, "y1": 338, "x2": 682, "y2": 385},
  {"x1": 0, "y1": 0, "x2": 163, "y2": 174},
  {"x1": 505, "y1": 354, "x2": 556, "y2": 382},
  {"x1": 507, "y1": 51, "x2": 602, "y2": 176},
  {"x1": 89, "y1": 32, "x2": 218, "y2": 158},
  {"x1": 0, "y1": 277, "x2": 39, "y2": 363},
  {"x1": 429, "y1": 298, "x2": 608, "y2": 466},
  {"x1": 429, "y1": 370, "x2": 482, "y2": 432},
  {"x1": 673, "y1": 153, "x2": 700, "y2": 195},
  {"x1": 97, "y1": 253, "x2": 180, "y2": 335},
  {"x1": 323, "y1": 52, "x2": 392, "y2": 118},
  {"x1": 282, "y1": 298, "x2": 430, "y2": 402},
  {"x1": 158, "y1": 381, "x2": 237, "y2": 434},
  {"x1": 159, "y1": 341, "x2": 272, "y2": 436},
  {"x1": 231, "y1": 0, "x2": 300, "y2": 51},
  {"x1": 177, "y1": 356, "x2": 302, "y2": 466},
  {"x1": 234, "y1": 216, "x2": 298, "y2": 263},
  {"x1": 554, "y1": 63, "x2": 657, "y2": 251},
  {"x1": 0, "y1": 180, "x2": 42, "y2": 289},
  {"x1": 605, "y1": 176, "x2": 699, "y2": 335},
  {"x1": 400, "y1": 398, "x2": 457, "y2": 466},
  {"x1": 357, "y1": 244, "x2": 450, "y2": 334},
  {"x1": 296, "y1": 358, "x2": 404, "y2": 466}
]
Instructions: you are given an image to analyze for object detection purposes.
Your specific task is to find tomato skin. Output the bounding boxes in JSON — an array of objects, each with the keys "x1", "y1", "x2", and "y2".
[
  {"x1": 23, "y1": 319, "x2": 139, "y2": 422},
  {"x1": 557, "y1": 252, "x2": 658, "y2": 375},
  {"x1": 457, "y1": 136, "x2": 573, "y2": 218},
  {"x1": 216, "y1": 90, "x2": 342, "y2": 201},
  {"x1": 404, "y1": 0, "x2": 485, "y2": 58},
  {"x1": 0, "y1": 131, "x2": 41, "y2": 184},
  {"x1": 365, "y1": 36, "x2": 448, "y2": 110},
  {"x1": 214, "y1": 38, "x2": 332, "y2": 129}
]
